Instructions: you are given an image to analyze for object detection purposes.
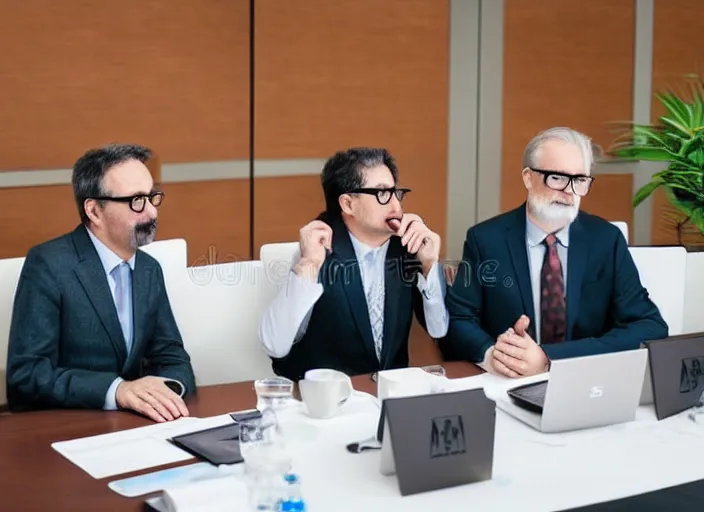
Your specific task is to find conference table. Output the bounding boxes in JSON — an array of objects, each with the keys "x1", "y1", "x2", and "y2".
[
  {"x1": 0, "y1": 362, "x2": 480, "y2": 510},
  {"x1": 2, "y1": 361, "x2": 704, "y2": 511}
]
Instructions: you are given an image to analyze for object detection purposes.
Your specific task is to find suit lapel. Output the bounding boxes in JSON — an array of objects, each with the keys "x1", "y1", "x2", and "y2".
[
  {"x1": 71, "y1": 226, "x2": 128, "y2": 365},
  {"x1": 566, "y1": 215, "x2": 588, "y2": 339},
  {"x1": 379, "y1": 240, "x2": 412, "y2": 369},
  {"x1": 505, "y1": 206, "x2": 536, "y2": 333},
  {"x1": 123, "y1": 251, "x2": 151, "y2": 371},
  {"x1": 328, "y1": 219, "x2": 378, "y2": 363}
]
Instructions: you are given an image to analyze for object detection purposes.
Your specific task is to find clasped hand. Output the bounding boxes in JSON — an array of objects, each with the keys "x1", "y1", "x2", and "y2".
[{"x1": 487, "y1": 315, "x2": 549, "y2": 378}]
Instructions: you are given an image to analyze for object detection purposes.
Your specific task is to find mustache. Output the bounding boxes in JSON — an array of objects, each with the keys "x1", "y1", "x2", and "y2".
[{"x1": 135, "y1": 219, "x2": 157, "y2": 233}]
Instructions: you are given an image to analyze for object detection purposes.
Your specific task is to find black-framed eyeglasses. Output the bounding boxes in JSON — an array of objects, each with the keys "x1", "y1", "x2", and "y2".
[
  {"x1": 528, "y1": 168, "x2": 595, "y2": 197},
  {"x1": 348, "y1": 187, "x2": 411, "y2": 205},
  {"x1": 92, "y1": 191, "x2": 165, "y2": 213}
]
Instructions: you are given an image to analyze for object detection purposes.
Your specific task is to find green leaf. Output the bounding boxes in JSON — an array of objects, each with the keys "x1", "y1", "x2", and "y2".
[
  {"x1": 657, "y1": 93, "x2": 693, "y2": 131},
  {"x1": 660, "y1": 115, "x2": 694, "y2": 137},
  {"x1": 633, "y1": 180, "x2": 663, "y2": 207}
]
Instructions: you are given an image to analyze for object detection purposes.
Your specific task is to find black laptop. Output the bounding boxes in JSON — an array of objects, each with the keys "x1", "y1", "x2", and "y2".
[{"x1": 645, "y1": 332, "x2": 704, "y2": 420}]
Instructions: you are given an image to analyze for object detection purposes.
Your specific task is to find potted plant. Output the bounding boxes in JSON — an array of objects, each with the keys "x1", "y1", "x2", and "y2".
[{"x1": 609, "y1": 74, "x2": 704, "y2": 249}]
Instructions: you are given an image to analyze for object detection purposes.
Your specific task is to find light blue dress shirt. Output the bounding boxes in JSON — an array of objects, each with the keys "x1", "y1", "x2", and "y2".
[
  {"x1": 86, "y1": 229, "x2": 136, "y2": 410},
  {"x1": 525, "y1": 218, "x2": 569, "y2": 345}
]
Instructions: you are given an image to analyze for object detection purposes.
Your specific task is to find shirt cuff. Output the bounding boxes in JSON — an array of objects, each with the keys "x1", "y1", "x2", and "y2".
[
  {"x1": 416, "y1": 262, "x2": 444, "y2": 302},
  {"x1": 103, "y1": 376, "x2": 124, "y2": 411}
]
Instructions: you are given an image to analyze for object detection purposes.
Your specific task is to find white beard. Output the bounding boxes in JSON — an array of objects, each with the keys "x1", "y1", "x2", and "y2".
[{"x1": 527, "y1": 193, "x2": 580, "y2": 228}]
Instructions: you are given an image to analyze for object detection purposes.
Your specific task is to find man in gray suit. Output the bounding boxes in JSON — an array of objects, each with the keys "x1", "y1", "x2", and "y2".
[{"x1": 6, "y1": 144, "x2": 196, "y2": 422}]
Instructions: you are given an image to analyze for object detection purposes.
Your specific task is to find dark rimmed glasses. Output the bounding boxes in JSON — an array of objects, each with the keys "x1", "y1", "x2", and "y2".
[
  {"x1": 348, "y1": 187, "x2": 411, "y2": 205},
  {"x1": 92, "y1": 191, "x2": 165, "y2": 213},
  {"x1": 528, "y1": 168, "x2": 595, "y2": 197}
]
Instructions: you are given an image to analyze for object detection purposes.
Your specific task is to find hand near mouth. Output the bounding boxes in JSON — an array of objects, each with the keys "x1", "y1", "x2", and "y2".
[{"x1": 389, "y1": 214, "x2": 441, "y2": 277}]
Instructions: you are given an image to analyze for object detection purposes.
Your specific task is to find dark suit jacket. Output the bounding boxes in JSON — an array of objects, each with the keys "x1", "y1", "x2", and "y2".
[
  {"x1": 271, "y1": 214, "x2": 428, "y2": 381},
  {"x1": 439, "y1": 204, "x2": 669, "y2": 363},
  {"x1": 6, "y1": 224, "x2": 196, "y2": 411}
]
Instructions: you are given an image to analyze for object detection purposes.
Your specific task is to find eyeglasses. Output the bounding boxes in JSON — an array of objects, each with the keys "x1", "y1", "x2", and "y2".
[
  {"x1": 348, "y1": 187, "x2": 411, "y2": 205},
  {"x1": 92, "y1": 191, "x2": 165, "y2": 213},
  {"x1": 528, "y1": 168, "x2": 595, "y2": 197}
]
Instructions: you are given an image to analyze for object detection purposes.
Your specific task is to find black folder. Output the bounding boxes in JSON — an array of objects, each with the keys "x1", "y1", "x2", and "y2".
[{"x1": 168, "y1": 423, "x2": 243, "y2": 466}]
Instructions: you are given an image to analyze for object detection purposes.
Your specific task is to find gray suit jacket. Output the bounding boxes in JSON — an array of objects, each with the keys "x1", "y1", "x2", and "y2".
[{"x1": 6, "y1": 224, "x2": 196, "y2": 411}]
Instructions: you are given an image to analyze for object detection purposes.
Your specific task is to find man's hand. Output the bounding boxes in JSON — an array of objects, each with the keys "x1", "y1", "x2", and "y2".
[
  {"x1": 296, "y1": 220, "x2": 333, "y2": 280},
  {"x1": 116, "y1": 376, "x2": 190, "y2": 423},
  {"x1": 491, "y1": 315, "x2": 549, "y2": 378},
  {"x1": 395, "y1": 214, "x2": 441, "y2": 276}
]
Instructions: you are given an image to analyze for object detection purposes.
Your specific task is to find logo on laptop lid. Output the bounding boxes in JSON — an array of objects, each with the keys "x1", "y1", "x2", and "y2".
[
  {"x1": 680, "y1": 357, "x2": 704, "y2": 393},
  {"x1": 589, "y1": 386, "x2": 604, "y2": 398},
  {"x1": 430, "y1": 415, "x2": 466, "y2": 458}
]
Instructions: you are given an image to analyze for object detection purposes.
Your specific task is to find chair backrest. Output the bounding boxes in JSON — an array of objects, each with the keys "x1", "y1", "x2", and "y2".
[
  {"x1": 0, "y1": 257, "x2": 26, "y2": 407},
  {"x1": 611, "y1": 221, "x2": 629, "y2": 243},
  {"x1": 174, "y1": 261, "x2": 279, "y2": 385},
  {"x1": 259, "y1": 242, "x2": 299, "y2": 269},
  {"x1": 629, "y1": 246, "x2": 687, "y2": 336},
  {"x1": 139, "y1": 238, "x2": 189, "y2": 297},
  {"x1": 683, "y1": 252, "x2": 704, "y2": 335}
]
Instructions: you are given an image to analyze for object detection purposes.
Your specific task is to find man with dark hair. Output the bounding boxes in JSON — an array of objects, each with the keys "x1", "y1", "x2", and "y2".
[
  {"x1": 259, "y1": 147, "x2": 449, "y2": 380},
  {"x1": 6, "y1": 143, "x2": 196, "y2": 422}
]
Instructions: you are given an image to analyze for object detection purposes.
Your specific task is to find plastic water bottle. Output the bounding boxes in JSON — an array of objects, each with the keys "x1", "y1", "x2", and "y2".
[{"x1": 279, "y1": 473, "x2": 306, "y2": 511}]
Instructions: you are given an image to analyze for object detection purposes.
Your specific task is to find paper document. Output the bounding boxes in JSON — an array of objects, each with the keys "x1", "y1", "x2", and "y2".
[
  {"x1": 52, "y1": 414, "x2": 235, "y2": 479},
  {"x1": 146, "y1": 475, "x2": 249, "y2": 512}
]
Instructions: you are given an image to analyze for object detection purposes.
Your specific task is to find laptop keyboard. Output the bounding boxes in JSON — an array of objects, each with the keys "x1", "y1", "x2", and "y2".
[{"x1": 508, "y1": 380, "x2": 549, "y2": 413}]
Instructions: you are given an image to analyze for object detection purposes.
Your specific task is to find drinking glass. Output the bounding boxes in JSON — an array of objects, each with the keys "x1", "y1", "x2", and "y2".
[
  {"x1": 238, "y1": 410, "x2": 292, "y2": 511},
  {"x1": 254, "y1": 377, "x2": 294, "y2": 412}
]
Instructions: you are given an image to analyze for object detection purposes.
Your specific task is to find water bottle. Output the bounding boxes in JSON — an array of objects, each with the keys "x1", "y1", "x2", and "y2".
[{"x1": 279, "y1": 473, "x2": 306, "y2": 511}]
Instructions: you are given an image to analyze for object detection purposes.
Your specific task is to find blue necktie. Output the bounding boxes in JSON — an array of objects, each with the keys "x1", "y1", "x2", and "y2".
[{"x1": 111, "y1": 262, "x2": 133, "y2": 355}]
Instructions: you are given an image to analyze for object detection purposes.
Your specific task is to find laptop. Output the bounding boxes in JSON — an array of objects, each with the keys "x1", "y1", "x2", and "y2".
[
  {"x1": 644, "y1": 332, "x2": 704, "y2": 420},
  {"x1": 498, "y1": 349, "x2": 648, "y2": 433},
  {"x1": 377, "y1": 388, "x2": 496, "y2": 496}
]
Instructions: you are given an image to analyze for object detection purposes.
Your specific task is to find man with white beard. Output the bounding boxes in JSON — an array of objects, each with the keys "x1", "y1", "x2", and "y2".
[{"x1": 439, "y1": 127, "x2": 668, "y2": 378}]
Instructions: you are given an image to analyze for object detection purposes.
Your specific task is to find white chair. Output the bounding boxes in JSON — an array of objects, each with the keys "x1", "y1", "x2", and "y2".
[
  {"x1": 611, "y1": 221, "x2": 629, "y2": 243},
  {"x1": 139, "y1": 238, "x2": 189, "y2": 298},
  {"x1": 143, "y1": 240, "x2": 279, "y2": 385},
  {"x1": 176, "y1": 261, "x2": 279, "y2": 385},
  {"x1": 629, "y1": 246, "x2": 687, "y2": 336},
  {"x1": 0, "y1": 257, "x2": 26, "y2": 407},
  {"x1": 683, "y1": 252, "x2": 704, "y2": 335}
]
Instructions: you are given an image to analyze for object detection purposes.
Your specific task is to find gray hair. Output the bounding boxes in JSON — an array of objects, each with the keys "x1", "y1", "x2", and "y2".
[{"x1": 522, "y1": 127, "x2": 594, "y2": 174}]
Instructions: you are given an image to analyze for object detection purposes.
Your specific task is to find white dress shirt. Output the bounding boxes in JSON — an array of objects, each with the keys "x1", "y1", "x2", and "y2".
[
  {"x1": 86, "y1": 228, "x2": 136, "y2": 410},
  {"x1": 259, "y1": 233, "x2": 450, "y2": 359},
  {"x1": 525, "y1": 218, "x2": 570, "y2": 345}
]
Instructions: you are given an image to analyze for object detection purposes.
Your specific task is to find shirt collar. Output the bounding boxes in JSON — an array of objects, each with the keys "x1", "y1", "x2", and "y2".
[
  {"x1": 86, "y1": 227, "x2": 136, "y2": 275},
  {"x1": 526, "y1": 217, "x2": 570, "y2": 248},
  {"x1": 348, "y1": 232, "x2": 389, "y2": 263}
]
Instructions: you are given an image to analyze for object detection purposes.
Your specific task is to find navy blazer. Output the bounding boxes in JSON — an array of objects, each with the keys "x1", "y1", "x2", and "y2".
[
  {"x1": 271, "y1": 214, "x2": 427, "y2": 381},
  {"x1": 6, "y1": 224, "x2": 196, "y2": 411},
  {"x1": 439, "y1": 204, "x2": 668, "y2": 363}
]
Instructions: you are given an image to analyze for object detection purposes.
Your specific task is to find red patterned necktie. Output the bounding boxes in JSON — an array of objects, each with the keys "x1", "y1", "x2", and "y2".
[{"x1": 540, "y1": 234, "x2": 566, "y2": 344}]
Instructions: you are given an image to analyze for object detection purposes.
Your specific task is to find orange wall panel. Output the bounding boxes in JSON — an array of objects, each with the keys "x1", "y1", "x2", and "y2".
[
  {"x1": 0, "y1": 185, "x2": 80, "y2": 258},
  {"x1": 254, "y1": 0, "x2": 449, "y2": 247},
  {"x1": 0, "y1": 0, "x2": 250, "y2": 170},
  {"x1": 651, "y1": 0, "x2": 704, "y2": 246},
  {"x1": 158, "y1": 180, "x2": 251, "y2": 266},
  {"x1": 502, "y1": 0, "x2": 634, "y2": 219}
]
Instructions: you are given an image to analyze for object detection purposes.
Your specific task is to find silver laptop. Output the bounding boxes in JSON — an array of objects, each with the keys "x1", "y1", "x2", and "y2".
[{"x1": 496, "y1": 349, "x2": 648, "y2": 433}]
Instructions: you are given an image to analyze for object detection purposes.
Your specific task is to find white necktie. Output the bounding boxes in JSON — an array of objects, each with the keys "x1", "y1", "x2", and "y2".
[
  {"x1": 111, "y1": 262, "x2": 133, "y2": 355},
  {"x1": 364, "y1": 251, "x2": 385, "y2": 361}
]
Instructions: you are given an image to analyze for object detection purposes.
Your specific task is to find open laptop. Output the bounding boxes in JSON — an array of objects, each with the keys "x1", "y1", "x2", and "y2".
[
  {"x1": 644, "y1": 332, "x2": 704, "y2": 420},
  {"x1": 497, "y1": 349, "x2": 648, "y2": 433}
]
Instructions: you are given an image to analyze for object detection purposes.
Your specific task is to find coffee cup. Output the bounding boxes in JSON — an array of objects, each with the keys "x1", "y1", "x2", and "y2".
[{"x1": 299, "y1": 369, "x2": 353, "y2": 419}]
